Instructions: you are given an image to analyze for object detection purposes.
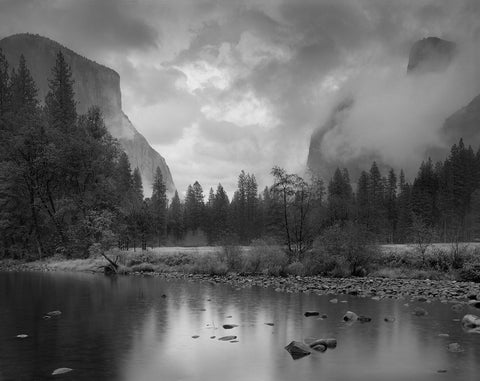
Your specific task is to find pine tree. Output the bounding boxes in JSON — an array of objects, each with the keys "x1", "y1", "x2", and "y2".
[
  {"x1": 151, "y1": 166, "x2": 167, "y2": 246},
  {"x1": 167, "y1": 191, "x2": 184, "y2": 242},
  {"x1": 45, "y1": 51, "x2": 76, "y2": 132},
  {"x1": 0, "y1": 48, "x2": 10, "y2": 117},
  {"x1": 327, "y1": 168, "x2": 353, "y2": 224},
  {"x1": 132, "y1": 167, "x2": 144, "y2": 204}
]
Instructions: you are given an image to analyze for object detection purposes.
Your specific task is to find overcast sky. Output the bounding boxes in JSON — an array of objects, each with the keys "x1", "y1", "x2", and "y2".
[{"x1": 1, "y1": 0, "x2": 479, "y2": 197}]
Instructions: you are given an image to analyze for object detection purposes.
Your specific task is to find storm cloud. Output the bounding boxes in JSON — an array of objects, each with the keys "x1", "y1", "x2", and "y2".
[{"x1": 1, "y1": 0, "x2": 479, "y2": 196}]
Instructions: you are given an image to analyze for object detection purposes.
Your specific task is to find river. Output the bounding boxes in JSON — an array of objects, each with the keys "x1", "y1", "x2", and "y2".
[{"x1": 0, "y1": 271, "x2": 479, "y2": 380}]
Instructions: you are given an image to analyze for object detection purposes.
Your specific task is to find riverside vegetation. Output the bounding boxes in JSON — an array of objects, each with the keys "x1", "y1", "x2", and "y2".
[{"x1": 1, "y1": 49, "x2": 480, "y2": 290}]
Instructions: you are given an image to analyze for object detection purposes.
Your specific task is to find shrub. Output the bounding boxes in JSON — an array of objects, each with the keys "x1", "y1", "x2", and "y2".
[
  {"x1": 459, "y1": 263, "x2": 480, "y2": 283},
  {"x1": 312, "y1": 222, "x2": 376, "y2": 276},
  {"x1": 218, "y1": 245, "x2": 243, "y2": 272},
  {"x1": 246, "y1": 239, "x2": 289, "y2": 276},
  {"x1": 285, "y1": 261, "x2": 305, "y2": 276}
]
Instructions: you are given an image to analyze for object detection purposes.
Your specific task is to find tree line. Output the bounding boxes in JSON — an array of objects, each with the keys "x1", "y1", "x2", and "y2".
[{"x1": 1, "y1": 48, "x2": 480, "y2": 261}]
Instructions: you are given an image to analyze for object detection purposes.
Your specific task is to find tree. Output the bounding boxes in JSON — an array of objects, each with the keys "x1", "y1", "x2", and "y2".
[
  {"x1": 271, "y1": 166, "x2": 314, "y2": 260},
  {"x1": 167, "y1": 191, "x2": 184, "y2": 242},
  {"x1": 151, "y1": 167, "x2": 167, "y2": 246},
  {"x1": 44, "y1": 51, "x2": 76, "y2": 132},
  {"x1": 0, "y1": 48, "x2": 10, "y2": 117},
  {"x1": 327, "y1": 168, "x2": 353, "y2": 225}
]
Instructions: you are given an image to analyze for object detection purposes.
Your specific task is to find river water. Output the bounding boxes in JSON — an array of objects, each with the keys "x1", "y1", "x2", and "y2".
[{"x1": 0, "y1": 271, "x2": 479, "y2": 380}]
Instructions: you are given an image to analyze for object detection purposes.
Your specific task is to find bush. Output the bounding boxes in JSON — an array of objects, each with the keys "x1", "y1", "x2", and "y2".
[
  {"x1": 246, "y1": 239, "x2": 289, "y2": 276},
  {"x1": 285, "y1": 261, "x2": 305, "y2": 276},
  {"x1": 459, "y1": 263, "x2": 480, "y2": 282},
  {"x1": 312, "y1": 222, "x2": 376, "y2": 276},
  {"x1": 218, "y1": 245, "x2": 243, "y2": 272}
]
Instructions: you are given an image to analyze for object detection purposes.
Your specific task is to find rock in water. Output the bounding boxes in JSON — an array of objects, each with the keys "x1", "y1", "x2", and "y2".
[
  {"x1": 218, "y1": 336, "x2": 237, "y2": 341},
  {"x1": 16, "y1": 334, "x2": 28, "y2": 339},
  {"x1": 451, "y1": 304, "x2": 464, "y2": 312},
  {"x1": 284, "y1": 341, "x2": 311, "y2": 360},
  {"x1": 343, "y1": 311, "x2": 358, "y2": 322},
  {"x1": 468, "y1": 300, "x2": 480, "y2": 309},
  {"x1": 192, "y1": 335, "x2": 200, "y2": 339},
  {"x1": 384, "y1": 316, "x2": 396, "y2": 323},
  {"x1": 304, "y1": 311, "x2": 319, "y2": 317},
  {"x1": 52, "y1": 368, "x2": 73, "y2": 376},
  {"x1": 47, "y1": 310, "x2": 62, "y2": 316},
  {"x1": 412, "y1": 307, "x2": 428, "y2": 317},
  {"x1": 358, "y1": 315, "x2": 372, "y2": 323},
  {"x1": 264, "y1": 323, "x2": 274, "y2": 326},
  {"x1": 311, "y1": 343, "x2": 327, "y2": 352},
  {"x1": 447, "y1": 343, "x2": 464, "y2": 353},
  {"x1": 222, "y1": 324, "x2": 238, "y2": 329},
  {"x1": 309, "y1": 338, "x2": 337, "y2": 349},
  {"x1": 461, "y1": 314, "x2": 480, "y2": 333}
]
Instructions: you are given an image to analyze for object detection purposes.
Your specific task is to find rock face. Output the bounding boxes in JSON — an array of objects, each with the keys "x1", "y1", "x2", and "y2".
[
  {"x1": 0, "y1": 33, "x2": 175, "y2": 196},
  {"x1": 407, "y1": 37, "x2": 457, "y2": 74},
  {"x1": 442, "y1": 93, "x2": 480, "y2": 148}
]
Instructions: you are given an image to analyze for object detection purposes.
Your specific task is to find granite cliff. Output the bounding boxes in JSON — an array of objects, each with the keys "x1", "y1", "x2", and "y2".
[{"x1": 0, "y1": 33, "x2": 175, "y2": 196}]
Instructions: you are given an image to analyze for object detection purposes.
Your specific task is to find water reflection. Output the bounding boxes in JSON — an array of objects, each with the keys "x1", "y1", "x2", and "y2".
[{"x1": 1, "y1": 272, "x2": 480, "y2": 380}]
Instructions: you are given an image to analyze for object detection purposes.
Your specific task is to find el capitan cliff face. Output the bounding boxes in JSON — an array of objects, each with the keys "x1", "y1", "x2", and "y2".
[{"x1": 0, "y1": 33, "x2": 175, "y2": 196}]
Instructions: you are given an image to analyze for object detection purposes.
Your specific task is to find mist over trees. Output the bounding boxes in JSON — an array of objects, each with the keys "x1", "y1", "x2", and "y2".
[{"x1": 1, "y1": 48, "x2": 480, "y2": 261}]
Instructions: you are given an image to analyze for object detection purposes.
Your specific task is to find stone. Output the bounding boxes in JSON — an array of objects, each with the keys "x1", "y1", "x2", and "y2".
[
  {"x1": 438, "y1": 333, "x2": 450, "y2": 337},
  {"x1": 309, "y1": 338, "x2": 337, "y2": 349},
  {"x1": 461, "y1": 314, "x2": 480, "y2": 329},
  {"x1": 437, "y1": 369, "x2": 447, "y2": 373},
  {"x1": 265, "y1": 323, "x2": 274, "y2": 326},
  {"x1": 52, "y1": 368, "x2": 73, "y2": 376},
  {"x1": 192, "y1": 335, "x2": 200, "y2": 339},
  {"x1": 412, "y1": 307, "x2": 428, "y2": 316},
  {"x1": 358, "y1": 315, "x2": 372, "y2": 323},
  {"x1": 451, "y1": 304, "x2": 464, "y2": 312},
  {"x1": 222, "y1": 324, "x2": 238, "y2": 329},
  {"x1": 218, "y1": 336, "x2": 237, "y2": 341},
  {"x1": 329, "y1": 298, "x2": 338, "y2": 304},
  {"x1": 343, "y1": 311, "x2": 358, "y2": 322},
  {"x1": 447, "y1": 343, "x2": 464, "y2": 353},
  {"x1": 384, "y1": 316, "x2": 396, "y2": 323},
  {"x1": 284, "y1": 341, "x2": 311, "y2": 360},
  {"x1": 230, "y1": 340, "x2": 239, "y2": 343},
  {"x1": 210, "y1": 336, "x2": 216, "y2": 339},
  {"x1": 304, "y1": 311, "x2": 320, "y2": 317},
  {"x1": 47, "y1": 310, "x2": 61, "y2": 316},
  {"x1": 468, "y1": 300, "x2": 480, "y2": 308},
  {"x1": 16, "y1": 334, "x2": 28, "y2": 339},
  {"x1": 311, "y1": 343, "x2": 327, "y2": 352}
]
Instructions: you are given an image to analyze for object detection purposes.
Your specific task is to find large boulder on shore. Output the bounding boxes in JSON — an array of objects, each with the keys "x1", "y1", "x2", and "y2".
[
  {"x1": 284, "y1": 341, "x2": 311, "y2": 360},
  {"x1": 343, "y1": 311, "x2": 358, "y2": 322}
]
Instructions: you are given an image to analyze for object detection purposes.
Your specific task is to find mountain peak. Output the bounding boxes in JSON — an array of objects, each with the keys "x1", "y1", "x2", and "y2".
[{"x1": 407, "y1": 37, "x2": 457, "y2": 74}]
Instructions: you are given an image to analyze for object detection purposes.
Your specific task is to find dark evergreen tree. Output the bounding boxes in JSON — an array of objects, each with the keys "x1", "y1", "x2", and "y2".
[
  {"x1": 45, "y1": 51, "x2": 76, "y2": 132},
  {"x1": 167, "y1": 190, "x2": 184, "y2": 242},
  {"x1": 151, "y1": 166, "x2": 167, "y2": 246}
]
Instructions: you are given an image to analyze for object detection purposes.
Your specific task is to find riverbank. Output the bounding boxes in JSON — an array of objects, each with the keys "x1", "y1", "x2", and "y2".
[{"x1": 2, "y1": 248, "x2": 480, "y2": 304}]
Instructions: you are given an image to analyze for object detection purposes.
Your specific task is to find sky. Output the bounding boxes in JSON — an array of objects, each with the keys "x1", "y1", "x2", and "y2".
[{"x1": 0, "y1": 0, "x2": 479, "y2": 198}]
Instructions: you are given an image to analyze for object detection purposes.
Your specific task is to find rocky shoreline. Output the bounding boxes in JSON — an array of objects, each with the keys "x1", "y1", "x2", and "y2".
[{"x1": 2, "y1": 260, "x2": 480, "y2": 303}]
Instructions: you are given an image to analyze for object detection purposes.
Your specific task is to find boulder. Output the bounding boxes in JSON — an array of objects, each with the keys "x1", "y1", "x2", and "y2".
[
  {"x1": 329, "y1": 298, "x2": 338, "y2": 304},
  {"x1": 222, "y1": 324, "x2": 238, "y2": 329},
  {"x1": 309, "y1": 338, "x2": 337, "y2": 349},
  {"x1": 343, "y1": 311, "x2": 358, "y2": 322},
  {"x1": 265, "y1": 322, "x2": 274, "y2": 326},
  {"x1": 16, "y1": 334, "x2": 28, "y2": 339},
  {"x1": 461, "y1": 314, "x2": 480, "y2": 329},
  {"x1": 218, "y1": 335, "x2": 237, "y2": 341},
  {"x1": 358, "y1": 315, "x2": 372, "y2": 323},
  {"x1": 304, "y1": 311, "x2": 320, "y2": 317},
  {"x1": 284, "y1": 341, "x2": 311, "y2": 360},
  {"x1": 412, "y1": 307, "x2": 428, "y2": 316},
  {"x1": 311, "y1": 343, "x2": 327, "y2": 352},
  {"x1": 52, "y1": 368, "x2": 73, "y2": 376},
  {"x1": 468, "y1": 300, "x2": 480, "y2": 309},
  {"x1": 47, "y1": 310, "x2": 61, "y2": 316},
  {"x1": 451, "y1": 304, "x2": 464, "y2": 312},
  {"x1": 384, "y1": 316, "x2": 396, "y2": 323},
  {"x1": 447, "y1": 343, "x2": 464, "y2": 353}
]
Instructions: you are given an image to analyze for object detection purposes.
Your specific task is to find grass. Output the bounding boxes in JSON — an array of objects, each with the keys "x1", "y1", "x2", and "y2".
[{"x1": 4, "y1": 242, "x2": 480, "y2": 282}]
